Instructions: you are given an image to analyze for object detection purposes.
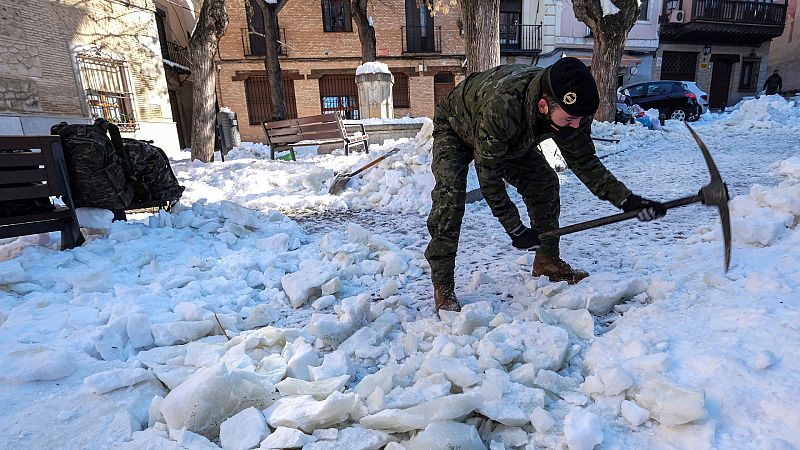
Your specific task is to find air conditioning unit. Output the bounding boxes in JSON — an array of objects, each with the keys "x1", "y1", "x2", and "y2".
[{"x1": 668, "y1": 9, "x2": 685, "y2": 23}]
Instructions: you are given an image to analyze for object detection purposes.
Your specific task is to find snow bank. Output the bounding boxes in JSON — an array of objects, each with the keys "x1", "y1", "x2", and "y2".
[{"x1": 356, "y1": 61, "x2": 391, "y2": 76}]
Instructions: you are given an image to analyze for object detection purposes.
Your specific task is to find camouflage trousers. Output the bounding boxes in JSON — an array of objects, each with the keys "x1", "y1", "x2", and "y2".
[{"x1": 425, "y1": 111, "x2": 561, "y2": 284}]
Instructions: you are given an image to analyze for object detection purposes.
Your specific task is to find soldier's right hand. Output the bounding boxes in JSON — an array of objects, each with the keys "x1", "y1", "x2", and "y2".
[{"x1": 508, "y1": 223, "x2": 541, "y2": 251}]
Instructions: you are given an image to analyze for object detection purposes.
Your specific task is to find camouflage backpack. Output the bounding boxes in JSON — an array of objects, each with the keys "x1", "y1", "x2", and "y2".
[
  {"x1": 122, "y1": 139, "x2": 184, "y2": 204},
  {"x1": 51, "y1": 118, "x2": 136, "y2": 211}
]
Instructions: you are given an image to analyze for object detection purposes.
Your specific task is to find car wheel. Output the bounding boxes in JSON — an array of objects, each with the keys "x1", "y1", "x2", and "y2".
[{"x1": 669, "y1": 108, "x2": 688, "y2": 121}]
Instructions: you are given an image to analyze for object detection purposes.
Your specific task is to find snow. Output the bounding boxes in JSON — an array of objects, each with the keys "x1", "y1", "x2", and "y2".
[
  {"x1": 356, "y1": 61, "x2": 391, "y2": 76},
  {"x1": 600, "y1": 0, "x2": 621, "y2": 16},
  {"x1": 2, "y1": 94, "x2": 800, "y2": 449}
]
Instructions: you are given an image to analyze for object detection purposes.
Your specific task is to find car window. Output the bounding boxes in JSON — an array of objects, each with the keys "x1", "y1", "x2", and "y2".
[
  {"x1": 626, "y1": 84, "x2": 646, "y2": 96},
  {"x1": 647, "y1": 83, "x2": 670, "y2": 95}
]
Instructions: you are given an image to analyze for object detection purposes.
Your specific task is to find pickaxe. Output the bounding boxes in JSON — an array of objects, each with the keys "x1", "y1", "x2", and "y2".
[{"x1": 538, "y1": 122, "x2": 732, "y2": 271}]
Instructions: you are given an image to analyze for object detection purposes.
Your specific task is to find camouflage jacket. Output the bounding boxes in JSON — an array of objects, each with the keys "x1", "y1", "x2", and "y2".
[{"x1": 438, "y1": 64, "x2": 632, "y2": 232}]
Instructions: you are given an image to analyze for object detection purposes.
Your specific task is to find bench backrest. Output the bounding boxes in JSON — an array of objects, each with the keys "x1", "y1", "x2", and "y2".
[
  {"x1": 0, "y1": 136, "x2": 67, "y2": 202},
  {"x1": 262, "y1": 113, "x2": 347, "y2": 146}
]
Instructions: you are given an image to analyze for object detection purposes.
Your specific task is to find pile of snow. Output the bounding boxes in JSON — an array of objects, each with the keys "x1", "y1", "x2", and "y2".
[{"x1": 717, "y1": 95, "x2": 800, "y2": 128}]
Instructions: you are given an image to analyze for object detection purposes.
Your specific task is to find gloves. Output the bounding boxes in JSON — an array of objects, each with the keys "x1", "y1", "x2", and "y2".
[
  {"x1": 621, "y1": 194, "x2": 667, "y2": 222},
  {"x1": 508, "y1": 223, "x2": 541, "y2": 251}
]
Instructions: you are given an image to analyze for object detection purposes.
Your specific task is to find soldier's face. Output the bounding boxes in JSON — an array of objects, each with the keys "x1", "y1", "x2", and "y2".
[{"x1": 538, "y1": 99, "x2": 583, "y2": 128}]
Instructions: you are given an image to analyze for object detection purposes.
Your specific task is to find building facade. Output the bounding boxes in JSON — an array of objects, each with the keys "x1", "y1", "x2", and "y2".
[
  {"x1": 657, "y1": 0, "x2": 788, "y2": 109},
  {"x1": 767, "y1": 0, "x2": 799, "y2": 93},
  {"x1": 536, "y1": 0, "x2": 660, "y2": 87},
  {"x1": 0, "y1": 0, "x2": 181, "y2": 151}
]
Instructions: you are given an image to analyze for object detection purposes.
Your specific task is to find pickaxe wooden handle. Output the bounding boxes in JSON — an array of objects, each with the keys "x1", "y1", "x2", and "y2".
[{"x1": 539, "y1": 122, "x2": 732, "y2": 271}]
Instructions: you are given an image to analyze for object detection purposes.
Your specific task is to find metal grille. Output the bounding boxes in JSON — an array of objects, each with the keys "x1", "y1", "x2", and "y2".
[
  {"x1": 244, "y1": 75, "x2": 298, "y2": 124},
  {"x1": 76, "y1": 55, "x2": 134, "y2": 125},
  {"x1": 393, "y1": 73, "x2": 410, "y2": 108},
  {"x1": 738, "y1": 59, "x2": 759, "y2": 91},
  {"x1": 660, "y1": 51, "x2": 698, "y2": 81},
  {"x1": 319, "y1": 74, "x2": 359, "y2": 119}
]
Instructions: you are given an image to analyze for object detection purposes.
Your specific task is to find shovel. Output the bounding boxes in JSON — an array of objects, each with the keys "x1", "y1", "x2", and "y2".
[
  {"x1": 328, "y1": 147, "x2": 402, "y2": 195},
  {"x1": 538, "y1": 122, "x2": 732, "y2": 271}
]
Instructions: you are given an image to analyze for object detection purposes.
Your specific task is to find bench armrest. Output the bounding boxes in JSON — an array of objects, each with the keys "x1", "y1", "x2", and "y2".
[{"x1": 342, "y1": 121, "x2": 367, "y2": 137}]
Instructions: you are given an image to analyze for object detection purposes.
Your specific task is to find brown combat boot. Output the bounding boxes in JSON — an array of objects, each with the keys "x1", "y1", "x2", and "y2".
[
  {"x1": 533, "y1": 254, "x2": 589, "y2": 284},
  {"x1": 433, "y1": 281, "x2": 461, "y2": 312}
]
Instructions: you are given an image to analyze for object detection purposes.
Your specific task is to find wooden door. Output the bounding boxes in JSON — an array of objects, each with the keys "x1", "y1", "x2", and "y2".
[
  {"x1": 434, "y1": 73, "x2": 455, "y2": 106},
  {"x1": 709, "y1": 59, "x2": 734, "y2": 110}
]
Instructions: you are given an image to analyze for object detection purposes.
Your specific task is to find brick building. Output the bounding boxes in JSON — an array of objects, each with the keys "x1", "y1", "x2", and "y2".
[
  {"x1": 217, "y1": 0, "x2": 474, "y2": 142},
  {"x1": 0, "y1": 0, "x2": 181, "y2": 150}
]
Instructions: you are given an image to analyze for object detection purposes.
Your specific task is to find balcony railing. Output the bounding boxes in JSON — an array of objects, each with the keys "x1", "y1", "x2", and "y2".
[
  {"x1": 691, "y1": 0, "x2": 787, "y2": 25},
  {"x1": 161, "y1": 41, "x2": 191, "y2": 69},
  {"x1": 500, "y1": 23, "x2": 543, "y2": 53},
  {"x1": 241, "y1": 28, "x2": 287, "y2": 57},
  {"x1": 402, "y1": 26, "x2": 442, "y2": 53}
]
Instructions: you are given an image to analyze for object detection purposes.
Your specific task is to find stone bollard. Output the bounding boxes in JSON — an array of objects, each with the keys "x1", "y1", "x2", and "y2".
[{"x1": 356, "y1": 72, "x2": 394, "y2": 119}]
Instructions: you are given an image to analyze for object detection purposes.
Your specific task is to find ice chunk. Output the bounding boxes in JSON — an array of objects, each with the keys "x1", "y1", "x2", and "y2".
[
  {"x1": 262, "y1": 391, "x2": 356, "y2": 433},
  {"x1": 564, "y1": 409, "x2": 604, "y2": 450},
  {"x1": 404, "y1": 420, "x2": 487, "y2": 450},
  {"x1": 452, "y1": 301, "x2": 494, "y2": 335},
  {"x1": 220, "y1": 200, "x2": 261, "y2": 228},
  {"x1": 534, "y1": 369, "x2": 580, "y2": 394},
  {"x1": 321, "y1": 277, "x2": 342, "y2": 296},
  {"x1": 151, "y1": 320, "x2": 215, "y2": 346},
  {"x1": 258, "y1": 427, "x2": 316, "y2": 448},
  {"x1": 127, "y1": 314, "x2": 154, "y2": 349},
  {"x1": 380, "y1": 252, "x2": 408, "y2": 276},
  {"x1": 479, "y1": 322, "x2": 569, "y2": 372},
  {"x1": 275, "y1": 375, "x2": 350, "y2": 400},
  {"x1": 75, "y1": 207, "x2": 114, "y2": 229},
  {"x1": 256, "y1": 233, "x2": 290, "y2": 253},
  {"x1": 420, "y1": 356, "x2": 481, "y2": 389},
  {"x1": 219, "y1": 407, "x2": 268, "y2": 450},
  {"x1": 385, "y1": 373, "x2": 451, "y2": 409},
  {"x1": 478, "y1": 369, "x2": 545, "y2": 426},
  {"x1": 355, "y1": 362, "x2": 400, "y2": 398},
  {"x1": 281, "y1": 261, "x2": 337, "y2": 308},
  {"x1": 92, "y1": 317, "x2": 132, "y2": 361},
  {"x1": 309, "y1": 350, "x2": 354, "y2": 381},
  {"x1": 312, "y1": 295, "x2": 338, "y2": 311},
  {"x1": 380, "y1": 279, "x2": 399, "y2": 298},
  {"x1": 255, "y1": 353, "x2": 287, "y2": 384},
  {"x1": 0, "y1": 346, "x2": 75, "y2": 382},
  {"x1": 160, "y1": 363, "x2": 279, "y2": 437},
  {"x1": 360, "y1": 392, "x2": 483, "y2": 432},
  {"x1": 282, "y1": 337, "x2": 320, "y2": 381},
  {"x1": 752, "y1": 350, "x2": 775, "y2": 370},
  {"x1": 486, "y1": 424, "x2": 528, "y2": 447},
  {"x1": 530, "y1": 406, "x2": 554, "y2": 432},
  {"x1": 303, "y1": 427, "x2": 389, "y2": 450},
  {"x1": 541, "y1": 308, "x2": 595, "y2": 340},
  {"x1": 169, "y1": 428, "x2": 221, "y2": 450},
  {"x1": 633, "y1": 378, "x2": 707, "y2": 426},
  {"x1": 548, "y1": 273, "x2": 648, "y2": 315},
  {"x1": 84, "y1": 368, "x2": 154, "y2": 394},
  {"x1": 244, "y1": 304, "x2": 278, "y2": 329},
  {"x1": 621, "y1": 400, "x2": 649, "y2": 427},
  {"x1": 598, "y1": 365, "x2": 634, "y2": 396}
]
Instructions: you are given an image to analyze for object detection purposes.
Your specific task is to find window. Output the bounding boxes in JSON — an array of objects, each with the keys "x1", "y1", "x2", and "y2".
[
  {"x1": 76, "y1": 53, "x2": 135, "y2": 126},
  {"x1": 638, "y1": 0, "x2": 649, "y2": 20},
  {"x1": 319, "y1": 74, "x2": 359, "y2": 119},
  {"x1": 246, "y1": 0, "x2": 267, "y2": 56},
  {"x1": 393, "y1": 72, "x2": 410, "y2": 108},
  {"x1": 739, "y1": 59, "x2": 759, "y2": 91},
  {"x1": 244, "y1": 75, "x2": 298, "y2": 124},
  {"x1": 322, "y1": 0, "x2": 352, "y2": 32}
]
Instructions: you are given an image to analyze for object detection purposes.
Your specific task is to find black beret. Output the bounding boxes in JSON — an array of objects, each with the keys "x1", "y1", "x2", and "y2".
[{"x1": 546, "y1": 57, "x2": 600, "y2": 117}]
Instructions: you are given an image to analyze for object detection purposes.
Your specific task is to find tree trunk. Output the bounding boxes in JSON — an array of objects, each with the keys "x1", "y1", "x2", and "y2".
[
  {"x1": 349, "y1": 0, "x2": 376, "y2": 63},
  {"x1": 572, "y1": 0, "x2": 639, "y2": 122},
  {"x1": 460, "y1": 0, "x2": 500, "y2": 75},
  {"x1": 189, "y1": 0, "x2": 228, "y2": 163},
  {"x1": 263, "y1": 3, "x2": 286, "y2": 121}
]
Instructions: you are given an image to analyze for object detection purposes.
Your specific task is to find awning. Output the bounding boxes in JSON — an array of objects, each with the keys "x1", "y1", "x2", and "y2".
[{"x1": 566, "y1": 54, "x2": 642, "y2": 67}]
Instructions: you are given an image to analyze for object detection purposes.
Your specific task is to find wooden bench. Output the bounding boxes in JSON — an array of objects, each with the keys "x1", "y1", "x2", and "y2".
[
  {"x1": 262, "y1": 112, "x2": 369, "y2": 160},
  {"x1": 0, "y1": 135, "x2": 84, "y2": 250}
]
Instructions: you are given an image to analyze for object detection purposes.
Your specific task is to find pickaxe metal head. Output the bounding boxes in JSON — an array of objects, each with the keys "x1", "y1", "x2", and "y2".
[{"x1": 685, "y1": 122, "x2": 731, "y2": 271}]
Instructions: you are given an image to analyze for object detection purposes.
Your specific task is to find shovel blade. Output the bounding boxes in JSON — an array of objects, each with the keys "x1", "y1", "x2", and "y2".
[{"x1": 328, "y1": 173, "x2": 352, "y2": 195}]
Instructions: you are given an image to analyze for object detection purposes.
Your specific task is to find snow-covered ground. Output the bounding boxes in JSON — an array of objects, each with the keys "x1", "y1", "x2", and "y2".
[{"x1": 1, "y1": 95, "x2": 799, "y2": 450}]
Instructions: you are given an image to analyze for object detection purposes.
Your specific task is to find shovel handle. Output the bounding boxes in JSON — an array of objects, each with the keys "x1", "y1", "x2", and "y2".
[
  {"x1": 539, "y1": 194, "x2": 701, "y2": 240},
  {"x1": 345, "y1": 147, "x2": 401, "y2": 177}
]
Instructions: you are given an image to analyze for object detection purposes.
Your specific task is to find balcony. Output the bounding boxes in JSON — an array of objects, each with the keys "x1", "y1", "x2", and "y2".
[
  {"x1": 241, "y1": 28, "x2": 287, "y2": 57},
  {"x1": 660, "y1": 0, "x2": 787, "y2": 45},
  {"x1": 161, "y1": 41, "x2": 191, "y2": 73},
  {"x1": 402, "y1": 26, "x2": 442, "y2": 53},
  {"x1": 500, "y1": 24, "x2": 543, "y2": 56}
]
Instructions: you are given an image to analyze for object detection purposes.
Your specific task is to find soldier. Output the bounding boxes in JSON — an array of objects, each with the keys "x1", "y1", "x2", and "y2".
[{"x1": 425, "y1": 57, "x2": 667, "y2": 312}]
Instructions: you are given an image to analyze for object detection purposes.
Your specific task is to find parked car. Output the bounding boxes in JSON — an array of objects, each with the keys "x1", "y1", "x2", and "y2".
[
  {"x1": 681, "y1": 81, "x2": 709, "y2": 118},
  {"x1": 617, "y1": 81, "x2": 702, "y2": 122}
]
